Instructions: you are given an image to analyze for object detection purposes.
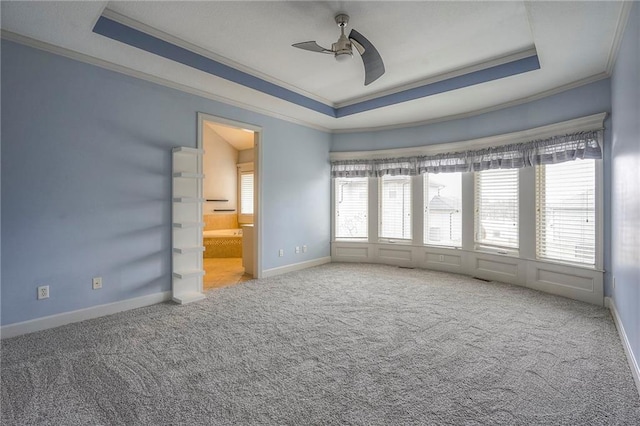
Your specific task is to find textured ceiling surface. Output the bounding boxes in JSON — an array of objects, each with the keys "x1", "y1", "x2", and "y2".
[
  {"x1": 0, "y1": 1, "x2": 626, "y2": 131},
  {"x1": 206, "y1": 122, "x2": 255, "y2": 152},
  {"x1": 106, "y1": 1, "x2": 534, "y2": 104}
]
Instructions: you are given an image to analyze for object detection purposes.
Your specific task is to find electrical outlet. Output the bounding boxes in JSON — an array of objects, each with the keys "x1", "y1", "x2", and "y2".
[
  {"x1": 295, "y1": 246, "x2": 300, "y2": 254},
  {"x1": 92, "y1": 277, "x2": 103, "y2": 290},
  {"x1": 37, "y1": 285, "x2": 49, "y2": 300},
  {"x1": 302, "y1": 245, "x2": 307, "y2": 253},
  {"x1": 439, "y1": 255, "x2": 445, "y2": 262},
  {"x1": 279, "y1": 249, "x2": 284, "y2": 257}
]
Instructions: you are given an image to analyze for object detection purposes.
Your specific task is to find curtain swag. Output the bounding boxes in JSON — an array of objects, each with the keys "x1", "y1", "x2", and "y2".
[{"x1": 331, "y1": 130, "x2": 603, "y2": 178}]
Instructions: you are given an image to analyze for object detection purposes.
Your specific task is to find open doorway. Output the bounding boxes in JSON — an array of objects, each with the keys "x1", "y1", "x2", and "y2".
[{"x1": 197, "y1": 113, "x2": 260, "y2": 289}]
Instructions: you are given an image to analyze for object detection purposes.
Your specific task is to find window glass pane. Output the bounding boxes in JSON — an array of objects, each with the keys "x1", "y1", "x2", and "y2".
[
  {"x1": 335, "y1": 177, "x2": 368, "y2": 239},
  {"x1": 240, "y1": 172, "x2": 254, "y2": 215},
  {"x1": 475, "y1": 169, "x2": 519, "y2": 249},
  {"x1": 380, "y1": 175, "x2": 412, "y2": 240},
  {"x1": 424, "y1": 173, "x2": 462, "y2": 247},
  {"x1": 536, "y1": 160, "x2": 595, "y2": 265}
]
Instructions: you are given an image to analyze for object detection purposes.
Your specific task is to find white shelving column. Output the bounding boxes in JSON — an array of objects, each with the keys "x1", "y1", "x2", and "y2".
[{"x1": 172, "y1": 147, "x2": 205, "y2": 304}]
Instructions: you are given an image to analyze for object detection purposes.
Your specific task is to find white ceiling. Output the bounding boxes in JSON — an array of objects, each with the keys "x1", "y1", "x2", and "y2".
[
  {"x1": 0, "y1": 1, "x2": 627, "y2": 132},
  {"x1": 206, "y1": 122, "x2": 255, "y2": 152}
]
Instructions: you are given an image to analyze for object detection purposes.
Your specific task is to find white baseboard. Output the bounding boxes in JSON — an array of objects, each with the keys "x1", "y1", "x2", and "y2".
[
  {"x1": 262, "y1": 256, "x2": 331, "y2": 278},
  {"x1": 0, "y1": 291, "x2": 172, "y2": 339},
  {"x1": 605, "y1": 296, "x2": 640, "y2": 397}
]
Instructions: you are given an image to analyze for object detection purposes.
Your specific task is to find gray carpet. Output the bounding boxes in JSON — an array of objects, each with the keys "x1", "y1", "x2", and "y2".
[{"x1": 2, "y1": 263, "x2": 639, "y2": 425}]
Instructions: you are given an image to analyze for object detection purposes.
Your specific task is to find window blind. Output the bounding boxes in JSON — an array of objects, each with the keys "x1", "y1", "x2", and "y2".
[
  {"x1": 536, "y1": 160, "x2": 595, "y2": 265},
  {"x1": 424, "y1": 173, "x2": 462, "y2": 247},
  {"x1": 335, "y1": 177, "x2": 368, "y2": 239},
  {"x1": 475, "y1": 169, "x2": 519, "y2": 249},
  {"x1": 380, "y1": 175, "x2": 412, "y2": 240},
  {"x1": 240, "y1": 172, "x2": 254, "y2": 215}
]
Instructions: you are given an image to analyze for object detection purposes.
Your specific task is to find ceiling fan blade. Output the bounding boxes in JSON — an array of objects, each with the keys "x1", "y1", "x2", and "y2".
[
  {"x1": 348, "y1": 29, "x2": 385, "y2": 85},
  {"x1": 292, "y1": 41, "x2": 333, "y2": 54}
]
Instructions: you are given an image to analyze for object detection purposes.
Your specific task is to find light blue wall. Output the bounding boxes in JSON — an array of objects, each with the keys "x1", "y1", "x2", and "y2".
[
  {"x1": 611, "y1": 3, "x2": 640, "y2": 372},
  {"x1": 1, "y1": 40, "x2": 331, "y2": 326},
  {"x1": 332, "y1": 79, "x2": 612, "y2": 152},
  {"x1": 332, "y1": 78, "x2": 613, "y2": 295}
]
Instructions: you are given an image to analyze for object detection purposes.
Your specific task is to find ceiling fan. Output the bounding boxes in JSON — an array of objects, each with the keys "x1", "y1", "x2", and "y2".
[{"x1": 292, "y1": 14, "x2": 385, "y2": 86}]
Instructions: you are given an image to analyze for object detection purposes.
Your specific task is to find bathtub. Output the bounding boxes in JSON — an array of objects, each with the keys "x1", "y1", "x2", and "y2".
[
  {"x1": 203, "y1": 228, "x2": 243, "y2": 238},
  {"x1": 203, "y1": 228, "x2": 243, "y2": 258}
]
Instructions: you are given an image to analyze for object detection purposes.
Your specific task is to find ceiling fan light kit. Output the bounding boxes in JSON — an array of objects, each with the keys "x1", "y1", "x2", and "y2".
[{"x1": 292, "y1": 13, "x2": 385, "y2": 86}]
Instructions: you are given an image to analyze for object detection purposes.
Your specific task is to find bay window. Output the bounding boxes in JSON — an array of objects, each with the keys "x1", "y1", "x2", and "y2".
[
  {"x1": 536, "y1": 159, "x2": 596, "y2": 265},
  {"x1": 335, "y1": 177, "x2": 368, "y2": 240},
  {"x1": 379, "y1": 175, "x2": 412, "y2": 240},
  {"x1": 424, "y1": 173, "x2": 462, "y2": 247}
]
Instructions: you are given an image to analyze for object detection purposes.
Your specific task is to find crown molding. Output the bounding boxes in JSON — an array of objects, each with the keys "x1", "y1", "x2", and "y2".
[
  {"x1": 0, "y1": 30, "x2": 332, "y2": 133},
  {"x1": 335, "y1": 47, "x2": 538, "y2": 108},
  {"x1": 0, "y1": 29, "x2": 612, "y2": 136},
  {"x1": 332, "y1": 72, "x2": 609, "y2": 134},
  {"x1": 330, "y1": 112, "x2": 607, "y2": 161},
  {"x1": 101, "y1": 8, "x2": 334, "y2": 107},
  {"x1": 606, "y1": 1, "x2": 634, "y2": 75}
]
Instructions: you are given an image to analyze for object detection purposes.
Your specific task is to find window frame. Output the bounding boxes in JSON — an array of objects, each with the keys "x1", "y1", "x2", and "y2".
[
  {"x1": 334, "y1": 176, "x2": 369, "y2": 241},
  {"x1": 535, "y1": 159, "x2": 602, "y2": 269},
  {"x1": 378, "y1": 174, "x2": 413, "y2": 243},
  {"x1": 237, "y1": 162, "x2": 254, "y2": 224},
  {"x1": 474, "y1": 168, "x2": 520, "y2": 255},
  {"x1": 423, "y1": 172, "x2": 463, "y2": 248}
]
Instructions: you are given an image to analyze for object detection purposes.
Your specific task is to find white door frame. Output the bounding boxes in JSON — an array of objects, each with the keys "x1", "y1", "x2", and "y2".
[{"x1": 197, "y1": 112, "x2": 263, "y2": 278}]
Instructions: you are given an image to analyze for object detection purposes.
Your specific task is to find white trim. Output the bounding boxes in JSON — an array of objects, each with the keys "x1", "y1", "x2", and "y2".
[
  {"x1": 0, "y1": 30, "x2": 332, "y2": 133},
  {"x1": 331, "y1": 241, "x2": 604, "y2": 304},
  {"x1": 0, "y1": 30, "x2": 610, "y2": 135},
  {"x1": 606, "y1": 2, "x2": 635, "y2": 75},
  {"x1": 335, "y1": 47, "x2": 538, "y2": 108},
  {"x1": 0, "y1": 291, "x2": 172, "y2": 339},
  {"x1": 605, "y1": 297, "x2": 640, "y2": 397},
  {"x1": 332, "y1": 73, "x2": 609, "y2": 134},
  {"x1": 197, "y1": 113, "x2": 263, "y2": 278},
  {"x1": 330, "y1": 113, "x2": 607, "y2": 161},
  {"x1": 101, "y1": 9, "x2": 334, "y2": 107},
  {"x1": 262, "y1": 257, "x2": 332, "y2": 278}
]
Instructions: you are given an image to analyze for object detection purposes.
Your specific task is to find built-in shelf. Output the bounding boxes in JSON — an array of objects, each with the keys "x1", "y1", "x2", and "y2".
[
  {"x1": 172, "y1": 222, "x2": 204, "y2": 228},
  {"x1": 173, "y1": 197, "x2": 205, "y2": 203},
  {"x1": 172, "y1": 146, "x2": 205, "y2": 304},
  {"x1": 172, "y1": 292, "x2": 206, "y2": 305},
  {"x1": 173, "y1": 172, "x2": 205, "y2": 179},
  {"x1": 172, "y1": 147, "x2": 204, "y2": 155},
  {"x1": 173, "y1": 246, "x2": 205, "y2": 254},
  {"x1": 172, "y1": 269, "x2": 205, "y2": 279}
]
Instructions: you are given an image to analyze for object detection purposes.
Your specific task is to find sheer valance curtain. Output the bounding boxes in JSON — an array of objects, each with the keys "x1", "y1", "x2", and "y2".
[{"x1": 331, "y1": 130, "x2": 603, "y2": 178}]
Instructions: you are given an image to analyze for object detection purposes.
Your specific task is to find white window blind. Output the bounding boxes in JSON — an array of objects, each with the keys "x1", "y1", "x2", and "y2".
[
  {"x1": 475, "y1": 169, "x2": 519, "y2": 249},
  {"x1": 424, "y1": 173, "x2": 462, "y2": 247},
  {"x1": 240, "y1": 172, "x2": 254, "y2": 215},
  {"x1": 335, "y1": 177, "x2": 368, "y2": 239},
  {"x1": 536, "y1": 159, "x2": 595, "y2": 265},
  {"x1": 380, "y1": 175, "x2": 412, "y2": 240}
]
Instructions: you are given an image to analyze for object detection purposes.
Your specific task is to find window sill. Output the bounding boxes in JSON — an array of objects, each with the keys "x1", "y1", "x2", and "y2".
[
  {"x1": 474, "y1": 245, "x2": 520, "y2": 257},
  {"x1": 334, "y1": 238, "x2": 369, "y2": 243},
  {"x1": 533, "y1": 256, "x2": 602, "y2": 272},
  {"x1": 378, "y1": 239, "x2": 413, "y2": 245}
]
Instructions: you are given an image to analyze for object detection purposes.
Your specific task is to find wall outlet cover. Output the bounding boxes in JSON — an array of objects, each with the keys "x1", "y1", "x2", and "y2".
[
  {"x1": 37, "y1": 285, "x2": 50, "y2": 300},
  {"x1": 92, "y1": 277, "x2": 103, "y2": 290}
]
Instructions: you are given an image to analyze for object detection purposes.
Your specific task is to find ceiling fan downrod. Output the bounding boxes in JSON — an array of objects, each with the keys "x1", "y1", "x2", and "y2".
[{"x1": 332, "y1": 14, "x2": 353, "y2": 62}]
